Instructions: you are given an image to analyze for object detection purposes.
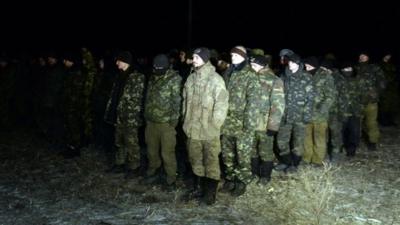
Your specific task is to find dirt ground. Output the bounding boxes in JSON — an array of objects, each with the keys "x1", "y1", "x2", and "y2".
[{"x1": 1, "y1": 126, "x2": 399, "y2": 225}]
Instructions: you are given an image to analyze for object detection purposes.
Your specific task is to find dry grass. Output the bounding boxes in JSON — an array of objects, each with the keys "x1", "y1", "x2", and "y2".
[{"x1": 234, "y1": 164, "x2": 337, "y2": 225}]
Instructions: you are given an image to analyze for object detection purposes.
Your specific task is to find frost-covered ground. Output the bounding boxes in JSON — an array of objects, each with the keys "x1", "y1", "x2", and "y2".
[{"x1": 1, "y1": 126, "x2": 399, "y2": 225}]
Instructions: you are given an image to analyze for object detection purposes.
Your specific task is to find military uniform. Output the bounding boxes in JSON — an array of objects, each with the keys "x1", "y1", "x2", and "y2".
[
  {"x1": 252, "y1": 67, "x2": 285, "y2": 162},
  {"x1": 221, "y1": 63, "x2": 260, "y2": 185},
  {"x1": 183, "y1": 61, "x2": 228, "y2": 181},
  {"x1": 356, "y1": 63, "x2": 386, "y2": 146},
  {"x1": 144, "y1": 69, "x2": 182, "y2": 184},
  {"x1": 328, "y1": 69, "x2": 343, "y2": 155},
  {"x1": 303, "y1": 68, "x2": 335, "y2": 165},
  {"x1": 337, "y1": 69, "x2": 364, "y2": 156},
  {"x1": 105, "y1": 68, "x2": 145, "y2": 170},
  {"x1": 277, "y1": 64, "x2": 314, "y2": 166}
]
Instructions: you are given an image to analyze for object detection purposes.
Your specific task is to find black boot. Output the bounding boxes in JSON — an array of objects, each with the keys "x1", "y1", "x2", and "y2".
[
  {"x1": 221, "y1": 179, "x2": 235, "y2": 193},
  {"x1": 291, "y1": 153, "x2": 302, "y2": 167},
  {"x1": 231, "y1": 179, "x2": 246, "y2": 197},
  {"x1": 367, "y1": 142, "x2": 377, "y2": 151},
  {"x1": 124, "y1": 167, "x2": 141, "y2": 179},
  {"x1": 251, "y1": 157, "x2": 260, "y2": 176},
  {"x1": 202, "y1": 178, "x2": 219, "y2": 205},
  {"x1": 105, "y1": 164, "x2": 125, "y2": 173},
  {"x1": 259, "y1": 161, "x2": 273, "y2": 185},
  {"x1": 191, "y1": 175, "x2": 205, "y2": 199},
  {"x1": 346, "y1": 146, "x2": 356, "y2": 157},
  {"x1": 275, "y1": 154, "x2": 292, "y2": 171}
]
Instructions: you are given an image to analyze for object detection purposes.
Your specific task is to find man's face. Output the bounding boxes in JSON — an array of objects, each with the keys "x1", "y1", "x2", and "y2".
[
  {"x1": 288, "y1": 61, "x2": 300, "y2": 73},
  {"x1": 250, "y1": 63, "x2": 263, "y2": 73},
  {"x1": 383, "y1": 54, "x2": 391, "y2": 63},
  {"x1": 192, "y1": 54, "x2": 205, "y2": 68},
  {"x1": 359, "y1": 54, "x2": 369, "y2": 63},
  {"x1": 116, "y1": 60, "x2": 129, "y2": 71},
  {"x1": 179, "y1": 51, "x2": 186, "y2": 62},
  {"x1": 99, "y1": 59, "x2": 104, "y2": 70},
  {"x1": 63, "y1": 59, "x2": 74, "y2": 68},
  {"x1": 231, "y1": 53, "x2": 245, "y2": 65},
  {"x1": 305, "y1": 64, "x2": 315, "y2": 72},
  {"x1": 48, "y1": 57, "x2": 57, "y2": 65}
]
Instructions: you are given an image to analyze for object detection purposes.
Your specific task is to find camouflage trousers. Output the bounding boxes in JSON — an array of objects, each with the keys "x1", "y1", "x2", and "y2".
[
  {"x1": 328, "y1": 115, "x2": 343, "y2": 154},
  {"x1": 187, "y1": 137, "x2": 221, "y2": 181},
  {"x1": 303, "y1": 121, "x2": 328, "y2": 165},
  {"x1": 363, "y1": 103, "x2": 380, "y2": 144},
  {"x1": 115, "y1": 126, "x2": 140, "y2": 169},
  {"x1": 277, "y1": 122, "x2": 305, "y2": 156},
  {"x1": 221, "y1": 132, "x2": 254, "y2": 184},
  {"x1": 145, "y1": 121, "x2": 177, "y2": 183},
  {"x1": 252, "y1": 131, "x2": 275, "y2": 162}
]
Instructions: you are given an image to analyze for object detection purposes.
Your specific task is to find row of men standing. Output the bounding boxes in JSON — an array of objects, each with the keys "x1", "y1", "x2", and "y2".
[
  {"x1": 104, "y1": 46, "x2": 286, "y2": 205},
  {"x1": 97, "y1": 46, "x2": 388, "y2": 206}
]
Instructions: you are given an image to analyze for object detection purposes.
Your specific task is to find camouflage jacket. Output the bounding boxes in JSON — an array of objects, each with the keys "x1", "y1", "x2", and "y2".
[
  {"x1": 337, "y1": 73, "x2": 364, "y2": 118},
  {"x1": 183, "y1": 62, "x2": 229, "y2": 140},
  {"x1": 145, "y1": 69, "x2": 182, "y2": 124},
  {"x1": 281, "y1": 65, "x2": 314, "y2": 124},
  {"x1": 255, "y1": 67, "x2": 285, "y2": 131},
  {"x1": 310, "y1": 68, "x2": 336, "y2": 122},
  {"x1": 105, "y1": 68, "x2": 145, "y2": 128},
  {"x1": 355, "y1": 63, "x2": 386, "y2": 104},
  {"x1": 222, "y1": 64, "x2": 261, "y2": 136},
  {"x1": 329, "y1": 69, "x2": 342, "y2": 116}
]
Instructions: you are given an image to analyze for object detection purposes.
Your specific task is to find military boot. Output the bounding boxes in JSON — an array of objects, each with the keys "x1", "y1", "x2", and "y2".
[
  {"x1": 201, "y1": 178, "x2": 219, "y2": 205},
  {"x1": 105, "y1": 164, "x2": 125, "y2": 173},
  {"x1": 251, "y1": 157, "x2": 260, "y2": 176},
  {"x1": 259, "y1": 161, "x2": 273, "y2": 185},
  {"x1": 231, "y1": 179, "x2": 246, "y2": 197},
  {"x1": 220, "y1": 179, "x2": 235, "y2": 193},
  {"x1": 275, "y1": 154, "x2": 292, "y2": 171}
]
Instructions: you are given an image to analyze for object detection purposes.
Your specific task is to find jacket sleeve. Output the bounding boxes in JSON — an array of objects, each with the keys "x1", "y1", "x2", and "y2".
[
  {"x1": 267, "y1": 78, "x2": 285, "y2": 131},
  {"x1": 303, "y1": 75, "x2": 315, "y2": 123},
  {"x1": 212, "y1": 77, "x2": 229, "y2": 127},
  {"x1": 244, "y1": 74, "x2": 261, "y2": 130},
  {"x1": 169, "y1": 75, "x2": 183, "y2": 122},
  {"x1": 319, "y1": 74, "x2": 336, "y2": 116},
  {"x1": 126, "y1": 73, "x2": 145, "y2": 127}
]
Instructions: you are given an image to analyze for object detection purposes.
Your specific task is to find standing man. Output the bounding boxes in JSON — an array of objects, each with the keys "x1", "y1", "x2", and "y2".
[
  {"x1": 142, "y1": 54, "x2": 182, "y2": 188},
  {"x1": 250, "y1": 55, "x2": 285, "y2": 184},
  {"x1": 303, "y1": 57, "x2": 335, "y2": 165},
  {"x1": 183, "y1": 47, "x2": 229, "y2": 205},
  {"x1": 355, "y1": 52, "x2": 386, "y2": 151},
  {"x1": 221, "y1": 46, "x2": 261, "y2": 196},
  {"x1": 276, "y1": 53, "x2": 314, "y2": 171},
  {"x1": 104, "y1": 51, "x2": 145, "y2": 179}
]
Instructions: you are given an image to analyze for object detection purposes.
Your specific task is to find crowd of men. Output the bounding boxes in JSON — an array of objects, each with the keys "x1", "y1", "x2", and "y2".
[{"x1": 0, "y1": 46, "x2": 398, "y2": 205}]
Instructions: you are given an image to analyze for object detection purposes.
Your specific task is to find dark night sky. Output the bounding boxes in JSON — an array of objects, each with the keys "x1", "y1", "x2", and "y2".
[{"x1": 1, "y1": 1, "x2": 399, "y2": 60}]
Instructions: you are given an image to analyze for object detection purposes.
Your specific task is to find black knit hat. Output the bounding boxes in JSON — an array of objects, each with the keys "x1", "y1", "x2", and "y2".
[
  {"x1": 279, "y1": 48, "x2": 294, "y2": 57},
  {"x1": 116, "y1": 51, "x2": 133, "y2": 65},
  {"x1": 230, "y1": 46, "x2": 247, "y2": 59},
  {"x1": 193, "y1": 47, "x2": 210, "y2": 63},
  {"x1": 153, "y1": 54, "x2": 169, "y2": 69},
  {"x1": 320, "y1": 59, "x2": 334, "y2": 70},
  {"x1": 251, "y1": 55, "x2": 268, "y2": 67},
  {"x1": 288, "y1": 53, "x2": 302, "y2": 64},
  {"x1": 303, "y1": 56, "x2": 319, "y2": 68}
]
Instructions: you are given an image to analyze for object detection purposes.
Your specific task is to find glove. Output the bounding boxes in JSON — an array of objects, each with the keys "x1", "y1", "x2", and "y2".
[{"x1": 266, "y1": 129, "x2": 278, "y2": 136}]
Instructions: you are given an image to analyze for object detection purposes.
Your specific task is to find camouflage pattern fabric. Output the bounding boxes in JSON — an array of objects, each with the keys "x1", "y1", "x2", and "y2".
[{"x1": 145, "y1": 69, "x2": 182, "y2": 124}]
